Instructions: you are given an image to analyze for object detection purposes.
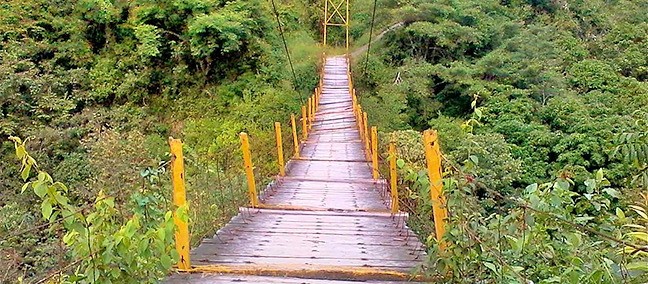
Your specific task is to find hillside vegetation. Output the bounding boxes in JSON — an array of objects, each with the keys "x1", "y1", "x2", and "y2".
[
  {"x1": 1, "y1": 0, "x2": 647, "y2": 283},
  {"x1": 356, "y1": 0, "x2": 648, "y2": 283},
  {"x1": 1, "y1": 0, "x2": 322, "y2": 282}
]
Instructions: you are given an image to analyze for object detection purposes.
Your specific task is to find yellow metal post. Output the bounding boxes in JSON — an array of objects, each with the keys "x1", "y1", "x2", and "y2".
[
  {"x1": 274, "y1": 122, "x2": 286, "y2": 177},
  {"x1": 301, "y1": 106, "x2": 308, "y2": 140},
  {"x1": 423, "y1": 130, "x2": 449, "y2": 251},
  {"x1": 291, "y1": 114, "x2": 300, "y2": 158},
  {"x1": 310, "y1": 95, "x2": 316, "y2": 122},
  {"x1": 307, "y1": 97, "x2": 312, "y2": 129},
  {"x1": 363, "y1": 112, "x2": 370, "y2": 159},
  {"x1": 357, "y1": 106, "x2": 364, "y2": 141},
  {"x1": 169, "y1": 137, "x2": 191, "y2": 269},
  {"x1": 239, "y1": 133, "x2": 259, "y2": 207},
  {"x1": 323, "y1": 0, "x2": 328, "y2": 46},
  {"x1": 371, "y1": 126, "x2": 379, "y2": 179},
  {"x1": 315, "y1": 88, "x2": 319, "y2": 111},
  {"x1": 346, "y1": 0, "x2": 349, "y2": 51},
  {"x1": 389, "y1": 142, "x2": 399, "y2": 213}
]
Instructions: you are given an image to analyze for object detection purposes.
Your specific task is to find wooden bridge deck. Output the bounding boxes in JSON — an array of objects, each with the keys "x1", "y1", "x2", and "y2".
[{"x1": 166, "y1": 57, "x2": 425, "y2": 283}]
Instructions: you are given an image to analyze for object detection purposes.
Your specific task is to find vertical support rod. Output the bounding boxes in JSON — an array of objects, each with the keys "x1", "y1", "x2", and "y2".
[
  {"x1": 323, "y1": 0, "x2": 328, "y2": 47},
  {"x1": 423, "y1": 130, "x2": 449, "y2": 251},
  {"x1": 346, "y1": 0, "x2": 350, "y2": 51},
  {"x1": 301, "y1": 106, "x2": 308, "y2": 140},
  {"x1": 239, "y1": 133, "x2": 259, "y2": 207},
  {"x1": 274, "y1": 122, "x2": 286, "y2": 176},
  {"x1": 388, "y1": 142, "x2": 399, "y2": 214},
  {"x1": 169, "y1": 137, "x2": 191, "y2": 269},
  {"x1": 291, "y1": 114, "x2": 300, "y2": 158},
  {"x1": 371, "y1": 126, "x2": 379, "y2": 179},
  {"x1": 363, "y1": 112, "x2": 370, "y2": 160}
]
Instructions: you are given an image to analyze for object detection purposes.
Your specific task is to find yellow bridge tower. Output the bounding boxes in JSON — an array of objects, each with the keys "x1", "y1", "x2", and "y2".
[{"x1": 323, "y1": 0, "x2": 350, "y2": 50}]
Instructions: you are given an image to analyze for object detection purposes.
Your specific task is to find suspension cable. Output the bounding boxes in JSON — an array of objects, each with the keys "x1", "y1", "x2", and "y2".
[
  {"x1": 269, "y1": 0, "x2": 304, "y2": 104},
  {"x1": 363, "y1": 0, "x2": 379, "y2": 74}
]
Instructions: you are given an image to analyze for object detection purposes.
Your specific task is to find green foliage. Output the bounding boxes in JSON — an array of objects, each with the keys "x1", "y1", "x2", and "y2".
[
  {"x1": 619, "y1": 194, "x2": 648, "y2": 276},
  {"x1": 356, "y1": 0, "x2": 648, "y2": 189},
  {"x1": 360, "y1": 1, "x2": 648, "y2": 281},
  {"x1": 569, "y1": 59, "x2": 620, "y2": 93},
  {"x1": 0, "y1": 0, "x2": 321, "y2": 279},
  {"x1": 9, "y1": 136, "x2": 177, "y2": 283}
]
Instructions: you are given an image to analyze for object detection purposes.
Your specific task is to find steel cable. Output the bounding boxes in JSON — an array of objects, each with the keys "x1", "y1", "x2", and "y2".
[{"x1": 269, "y1": 0, "x2": 303, "y2": 105}]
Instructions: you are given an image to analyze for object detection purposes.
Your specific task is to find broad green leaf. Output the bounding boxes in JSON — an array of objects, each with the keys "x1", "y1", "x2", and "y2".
[
  {"x1": 160, "y1": 254, "x2": 172, "y2": 269},
  {"x1": 157, "y1": 228, "x2": 166, "y2": 241},
  {"x1": 483, "y1": 262, "x2": 498, "y2": 274},
  {"x1": 615, "y1": 208, "x2": 625, "y2": 219},
  {"x1": 53, "y1": 182, "x2": 68, "y2": 193},
  {"x1": 53, "y1": 192, "x2": 69, "y2": 206},
  {"x1": 396, "y1": 159, "x2": 405, "y2": 168},
  {"x1": 555, "y1": 179, "x2": 570, "y2": 191},
  {"x1": 626, "y1": 261, "x2": 648, "y2": 272},
  {"x1": 474, "y1": 108, "x2": 482, "y2": 119},
  {"x1": 525, "y1": 183, "x2": 538, "y2": 193},
  {"x1": 33, "y1": 181, "x2": 48, "y2": 198},
  {"x1": 468, "y1": 155, "x2": 479, "y2": 165},
  {"x1": 596, "y1": 169, "x2": 604, "y2": 182},
  {"x1": 21, "y1": 164, "x2": 31, "y2": 181},
  {"x1": 584, "y1": 179, "x2": 596, "y2": 193},
  {"x1": 626, "y1": 232, "x2": 648, "y2": 242},
  {"x1": 15, "y1": 143, "x2": 26, "y2": 159},
  {"x1": 510, "y1": 266, "x2": 524, "y2": 273},
  {"x1": 21, "y1": 182, "x2": 31, "y2": 194},
  {"x1": 602, "y1": 188, "x2": 620, "y2": 199},
  {"x1": 41, "y1": 200, "x2": 53, "y2": 220},
  {"x1": 104, "y1": 197, "x2": 115, "y2": 208}
]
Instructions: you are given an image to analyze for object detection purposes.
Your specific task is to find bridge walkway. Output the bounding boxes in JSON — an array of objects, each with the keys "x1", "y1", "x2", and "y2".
[{"x1": 166, "y1": 56, "x2": 425, "y2": 283}]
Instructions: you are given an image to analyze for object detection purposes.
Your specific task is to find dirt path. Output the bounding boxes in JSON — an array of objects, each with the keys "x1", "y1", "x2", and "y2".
[{"x1": 350, "y1": 22, "x2": 405, "y2": 58}]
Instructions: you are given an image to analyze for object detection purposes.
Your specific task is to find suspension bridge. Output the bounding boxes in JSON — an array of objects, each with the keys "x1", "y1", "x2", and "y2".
[
  {"x1": 164, "y1": 54, "x2": 448, "y2": 283},
  {"x1": 163, "y1": 1, "x2": 450, "y2": 282}
]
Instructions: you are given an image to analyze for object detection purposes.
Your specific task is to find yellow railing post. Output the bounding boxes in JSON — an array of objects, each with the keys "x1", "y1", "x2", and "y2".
[
  {"x1": 239, "y1": 132, "x2": 259, "y2": 207},
  {"x1": 317, "y1": 88, "x2": 321, "y2": 105},
  {"x1": 301, "y1": 106, "x2": 308, "y2": 140},
  {"x1": 291, "y1": 114, "x2": 300, "y2": 158},
  {"x1": 315, "y1": 88, "x2": 319, "y2": 112},
  {"x1": 274, "y1": 122, "x2": 286, "y2": 176},
  {"x1": 168, "y1": 137, "x2": 191, "y2": 270},
  {"x1": 357, "y1": 106, "x2": 364, "y2": 141},
  {"x1": 363, "y1": 112, "x2": 370, "y2": 160},
  {"x1": 389, "y1": 141, "x2": 399, "y2": 213},
  {"x1": 371, "y1": 126, "x2": 379, "y2": 179},
  {"x1": 310, "y1": 95, "x2": 316, "y2": 123},
  {"x1": 307, "y1": 97, "x2": 312, "y2": 129},
  {"x1": 423, "y1": 130, "x2": 449, "y2": 251}
]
